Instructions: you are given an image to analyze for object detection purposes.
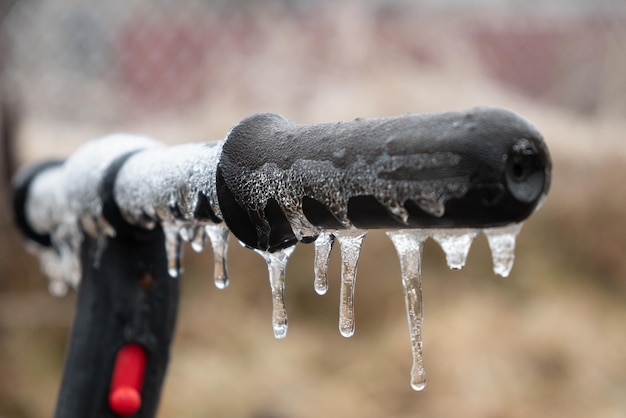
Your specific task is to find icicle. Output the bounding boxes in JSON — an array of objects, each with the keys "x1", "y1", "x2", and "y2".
[
  {"x1": 387, "y1": 229, "x2": 429, "y2": 391},
  {"x1": 164, "y1": 224, "x2": 183, "y2": 278},
  {"x1": 50, "y1": 228, "x2": 81, "y2": 290},
  {"x1": 313, "y1": 231, "x2": 335, "y2": 295},
  {"x1": 335, "y1": 229, "x2": 367, "y2": 338},
  {"x1": 48, "y1": 277, "x2": 69, "y2": 297},
  {"x1": 179, "y1": 223, "x2": 195, "y2": 242},
  {"x1": 59, "y1": 241, "x2": 81, "y2": 289},
  {"x1": 205, "y1": 224, "x2": 230, "y2": 289},
  {"x1": 430, "y1": 229, "x2": 478, "y2": 270},
  {"x1": 255, "y1": 246, "x2": 295, "y2": 339},
  {"x1": 190, "y1": 225, "x2": 207, "y2": 252},
  {"x1": 34, "y1": 247, "x2": 68, "y2": 297},
  {"x1": 483, "y1": 223, "x2": 523, "y2": 277}
]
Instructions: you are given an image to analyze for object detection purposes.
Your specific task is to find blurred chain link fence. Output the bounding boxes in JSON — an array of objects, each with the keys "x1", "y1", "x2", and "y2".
[
  {"x1": 3, "y1": 0, "x2": 626, "y2": 132},
  {"x1": 5, "y1": 0, "x2": 244, "y2": 124}
]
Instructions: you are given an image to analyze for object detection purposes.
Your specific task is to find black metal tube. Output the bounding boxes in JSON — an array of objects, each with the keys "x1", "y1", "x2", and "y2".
[
  {"x1": 11, "y1": 159, "x2": 64, "y2": 247},
  {"x1": 12, "y1": 156, "x2": 179, "y2": 418},
  {"x1": 54, "y1": 227, "x2": 178, "y2": 418},
  {"x1": 216, "y1": 107, "x2": 551, "y2": 252}
]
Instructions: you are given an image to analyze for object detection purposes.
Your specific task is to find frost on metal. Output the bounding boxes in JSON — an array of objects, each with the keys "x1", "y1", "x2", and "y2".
[
  {"x1": 63, "y1": 134, "x2": 162, "y2": 238},
  {"x1": 24, "y1": 164, "x2": 76, "y2": 296},
  {"x1": 22, "y1": 134, "x2": 161, "y2": 293},
  {"x1": 223, "y1": 155, "x2": 469, "y2": 241},
  {"x1": 114, "y1": 141, "x2": 228, "y2": 280},
  {"x1": 17, "y1": 107, "x2": 550, "y2": 392},
  {"x1": 114, "y1": 142, "x2": 223, "y2": 227}
]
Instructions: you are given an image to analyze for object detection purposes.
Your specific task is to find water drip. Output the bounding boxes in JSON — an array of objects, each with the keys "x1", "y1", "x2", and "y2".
[{"x1": 334, "y1": 229, "x2": 367, "y2": 338}]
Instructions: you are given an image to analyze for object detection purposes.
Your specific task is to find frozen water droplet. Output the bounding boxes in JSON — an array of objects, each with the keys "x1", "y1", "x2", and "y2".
[
  {"x1": 387, "y1": 202, "x2": 409, "y2": 224},
  {"x1": 313, "y1": 231, "x2": 335, "y2": 295},
  {"x1": 32, "y1": 246, "x2": 69, "y2": 297},
  {"x1": 164, "y1": 224, "x2": 183, "y2": 278},
  {"x1": 190, "y1": 225, "x2": 207, "y2": 252},
  {"x1": 335, "y1": 229, "x2": 367, "y2": 338},
  {"x1": 205, "y1": 224, "x2": 230, "y2": 289},
  {"x1": 387, "y1": 229, "x2": 428, "y2": 391},
  {"x1": 179, "y1": 224, "x2": 194, "y2": 242},
  {"x1": 50, "y1": 227, "x2": 82, "y2": 289},
  {"x1": 255, "y1": 246, "x2": 295, "y2": 339},
  {"x1": 483, "y1": 223, "x2": 523, "y2": 277},
  {"x1": 431, "y1": 229, "x2": 478, "y2": 270},
  {"x1": 49, "y1": 278, "x2": 68, "y2": 297}
]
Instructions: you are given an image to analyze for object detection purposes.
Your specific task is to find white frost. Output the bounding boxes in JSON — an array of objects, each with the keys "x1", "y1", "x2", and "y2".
[
  {"x1": 114, "y1": 142, "x2": 222, "y2": 227},
  {"x1": 64, "y1": 134, "x2": 162, "y2": 238}
]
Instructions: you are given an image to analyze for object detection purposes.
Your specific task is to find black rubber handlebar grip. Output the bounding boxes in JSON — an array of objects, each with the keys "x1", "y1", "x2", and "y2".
[{"x1": 216, "y1": 107, "x2": 551, "y2": 252}]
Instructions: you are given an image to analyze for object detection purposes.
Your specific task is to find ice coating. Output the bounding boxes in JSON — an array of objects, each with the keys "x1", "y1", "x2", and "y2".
[
  {"x1": 313, "y1": 231, "x2": 335, "y2": 295},
  {"x1": 63, "y1": 134, "x2": 162, "y2": 237},
  {"x1": 431, "y1": 229, "x2": 478, "y2": 270},
  {"x1": 20, "y1": 134, "x2": 161, "y2": 291},
  {"x1": 23, "y1": 136, "x2": 230, "y2": 286},
  {"x1": 387, "y1": 230, "x2": 428, "y2": 391},
  {"x1": 114, "y1": 142, "x2": 230, "y2": 283},
  {"x1": 222, "y1": 156, "x2": 469, "y2": 238},
  {"x1": 14, "y1": 108, "x2": 549, "y2": 392},
  {"x1": 483, "y1": 223, "x2": 524, "y2": 277},
  {"x1": 114, "y1": 142, "x2": 223, "y2": 227},
  {"x1": 217, "y1": 108, "x2": 552, "y2": 253},
  {"x1": 23, "y1": 165, "x2": 82, "y2": 293},
  {"x1": 26, "y1": 244, "x2": 70, "y2": 297},
  {"x1": 24, "y1": 165, "x2": 66, "y2": 235},
  {"x1": 335, "y1": 229, "x2": 367, "y2": 338},
  {"x1": 255, "y1": 246, "x2": 295, "y2": 339}
]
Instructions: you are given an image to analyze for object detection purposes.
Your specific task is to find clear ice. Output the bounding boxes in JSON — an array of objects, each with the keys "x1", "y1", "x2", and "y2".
[
  {"x1": 205, "y1": 224, "x2": 230, "y2": 289},
  {"x1": 387, "y1": 230, "x2": 428, "y2": 391},
  {"x1": 114, "y1": 143, "x2": 222, "y2": 225},
  {"x1": 63, "y1": 134, "x2": 162, "y2": 238},
  {"x1": 431, "y1": 229, "x2": 478, "y2": 270},
  {"x1": 164, "y1": 223, "x2": 183, "y2": 278},
  {"x1": 483, "y1": 223, "x2": 524, "y2": 277},
  {"x1": 313, "y1": 231, "x2": 335, "y2": 295},
  {"x1": 255, "y1": 247, "x2": 295, "y2": 339},
  {"x1": 335, "y1": 229, "x2": 367, "y2": 338},
  {"x1": 190, "y1": 225, "x2": 207, "y2": 252}
]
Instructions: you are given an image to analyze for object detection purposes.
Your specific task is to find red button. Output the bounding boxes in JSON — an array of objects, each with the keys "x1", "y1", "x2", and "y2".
[{"x1": 109, "y1": 344, "x2": 147, "y2": 417}]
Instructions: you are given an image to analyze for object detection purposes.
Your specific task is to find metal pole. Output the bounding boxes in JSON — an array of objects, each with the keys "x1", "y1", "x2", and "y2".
[{"x1": 54, "y1": 227, "x2": 178, "y2": 418}]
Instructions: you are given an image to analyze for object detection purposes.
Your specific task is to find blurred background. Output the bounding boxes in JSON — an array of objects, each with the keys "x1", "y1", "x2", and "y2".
[{"x1": 1, "y1": 0, "x2": 626, "y2": 417}]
